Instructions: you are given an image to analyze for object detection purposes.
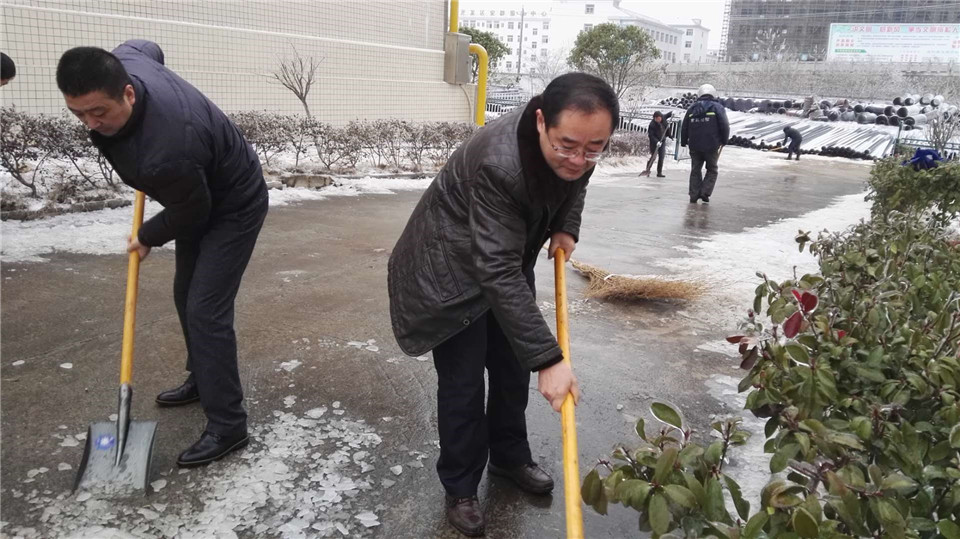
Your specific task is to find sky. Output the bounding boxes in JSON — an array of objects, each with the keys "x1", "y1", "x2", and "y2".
[{"x1": 458, "y1": 0, "x2": 728, "y2": 49}]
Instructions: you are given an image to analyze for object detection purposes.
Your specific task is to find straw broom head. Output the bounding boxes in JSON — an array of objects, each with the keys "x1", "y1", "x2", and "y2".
[{"x1": 571, "y1": 260, "x2": 703, "y2": 301}]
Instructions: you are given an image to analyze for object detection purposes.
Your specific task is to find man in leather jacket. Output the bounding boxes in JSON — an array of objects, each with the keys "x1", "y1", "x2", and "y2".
[{"x1": 388, "y1": 73, "x2": 618, "y2": 537}]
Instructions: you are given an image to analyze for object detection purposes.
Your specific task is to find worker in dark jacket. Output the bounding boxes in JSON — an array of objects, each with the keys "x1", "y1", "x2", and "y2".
[
  {"x1": 388, "y1": 73, "x2": 617, "y2": 537},
  {"x1": 681, "y1": 83, "x2": 729, "y2": 204},
  {"x1": 56, "y1": 41, "x2": 267, "y2": 467},
  {"x1": 783, "y1": 125, "x2": 803, "y2": 160},
  {"x1": 641, "y1": 110, "x2": 673, "y2": 177}
]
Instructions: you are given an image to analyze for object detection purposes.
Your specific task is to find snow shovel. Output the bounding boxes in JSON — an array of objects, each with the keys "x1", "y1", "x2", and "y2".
[
  {"x1": 553, "y1": 248, "x2": 584, "y2": 538},
  {"x1": 74, "y1": 190, "x2": 157, "y2": 493},
  {"x1": 638, "y1": 139, "x2": 664, "y2": 177}
]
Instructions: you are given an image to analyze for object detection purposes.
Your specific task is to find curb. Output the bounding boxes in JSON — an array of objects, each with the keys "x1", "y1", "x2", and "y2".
[{"x1": 1, "y1": 198, "x2": 132, "y2": 222}]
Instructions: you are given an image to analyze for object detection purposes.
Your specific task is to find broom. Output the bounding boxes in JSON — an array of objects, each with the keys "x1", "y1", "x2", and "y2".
[{"x1": 570, "y1": 259, "x2": 702, "y2": 301}]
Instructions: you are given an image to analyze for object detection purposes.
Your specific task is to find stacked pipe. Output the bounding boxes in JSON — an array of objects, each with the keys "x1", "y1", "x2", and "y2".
[
  {"x1": 675, "y1": 90, "x2": 959, "y2": 127},
  {"x1": 654, "y1": 90, "x2": 957, "y2": 160}
]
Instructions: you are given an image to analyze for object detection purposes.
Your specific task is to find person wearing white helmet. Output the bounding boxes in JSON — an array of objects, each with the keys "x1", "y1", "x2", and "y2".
[{"x1": 681, "y1": 84, "x2": 729, "y2": 203}]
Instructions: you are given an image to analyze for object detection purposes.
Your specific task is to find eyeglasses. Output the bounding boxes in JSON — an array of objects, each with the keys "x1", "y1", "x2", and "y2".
[{"x1": 548, "y1": 135, "x2": 607, "y2": 163}]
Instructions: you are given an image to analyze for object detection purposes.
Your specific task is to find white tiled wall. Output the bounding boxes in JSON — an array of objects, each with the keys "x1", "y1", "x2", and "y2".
[{"x1": 0, "y1": 0, "x2": 474, "y2": 124}]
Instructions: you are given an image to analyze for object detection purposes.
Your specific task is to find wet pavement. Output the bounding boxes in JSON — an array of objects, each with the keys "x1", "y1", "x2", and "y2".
[{"x1": 0, "y1": 148, "x2": 872, "y2": 538}]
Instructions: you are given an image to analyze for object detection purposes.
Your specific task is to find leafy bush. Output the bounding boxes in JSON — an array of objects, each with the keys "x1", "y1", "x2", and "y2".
[
  {"x1": 608, "y1": 132, "x2": 650, "y2": 157},
  {"x1": 584, "y1": 163, "x2": 960, "y2": 536},
  {"x1": 230, "y1": 111, "x2": 286, "y2": 167},
  {"x1": 1, "y1": 107, "x2": 56, "y2": 198},
  {"x1": 867, "y1": 158, "x2": 960, "y2": 225},
  {"x1": 313, "y1": 122, "x2": 363, "y2": 172},
  {"x1": 54, "y1": 117, "x2": 117, "y2": 190},
  {"x1": 3, "y1": 108, "x2": 480, "y2": 201}
]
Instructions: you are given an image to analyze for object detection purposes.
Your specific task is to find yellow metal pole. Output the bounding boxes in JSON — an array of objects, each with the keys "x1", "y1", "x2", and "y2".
[
  {"x1": 468, "y1": 43, "x2": 488, "y2": 126},
  {"x1": 119, "y1": 190, "x2": 145, "y2": 385},
  {"x1": 449, "y1": 0, "x2": 458, "y2": 32},
  {"x1": 554, "y1": 248, "x2": 584, "y2": 539}
]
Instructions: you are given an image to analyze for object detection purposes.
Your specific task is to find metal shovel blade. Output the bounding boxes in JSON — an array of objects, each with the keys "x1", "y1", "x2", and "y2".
[{"x1": 73, "y1": 419, "x2": 157, "y2": 493}]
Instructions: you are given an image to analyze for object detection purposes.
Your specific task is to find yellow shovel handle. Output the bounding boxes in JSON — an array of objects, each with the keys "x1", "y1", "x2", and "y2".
[
  {"x1": 554, "y1": 248, "x2": 584, "y2": 538},
  {"x1": 119, "y1": 191, "x2": 145, "y2": 385}
]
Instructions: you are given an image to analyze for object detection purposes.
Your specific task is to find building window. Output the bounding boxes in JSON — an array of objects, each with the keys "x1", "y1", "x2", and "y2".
[
  {"x1": 543, "y1": 22, "x2": 550, "y2": 30},
  {"x1": 470, "y1": 10, "x2": 474, "y2": 15},
  {"x1": 543, "y1": 35, "x2": 549, "y2": 43},
  {"x1": 686, "y1": 28, "x2": 693, "y2": 35},
  {"x1": 510, "y1": 10, "x2": 515, "y2": 16},
  {"x1": 685, "y1": 41, "x2": 692, "y2": 48},
  {"x1": 507, "y1": 61, "x2": 513, "y2": 69},
  {"x1": 508, "y1": 21, "x2": 514, "y2": 29},
  {"x1": 532, "y1": 42, "x2": 537, "y2": 49},
  {"x1": 480, "y1": 10, "x2": 484, "y2": 15},
  {"x1": 500, "y1": 10, "x2": 505, "y2": 15},
  {"x1": 584, "y1": 23, "x2": 593, "y2": 31},
  {"x1": 533, "y1": 28, "x2": 538, "y2": 35},
  {"x1": 585, "y1": 4, "x2": 595, "y2": 14},
  {"x1": 508, "y1": 35, "x2": 514, "y2": 42},
  {"x1": 684, "y1": 53, "x2": 691, "y2": 61}
]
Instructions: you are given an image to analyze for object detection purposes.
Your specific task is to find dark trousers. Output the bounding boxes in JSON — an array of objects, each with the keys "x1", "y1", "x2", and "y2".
[
  {"x1": 689, "y1": 148, "x2": 721, "y2": 199},
  {"x1": 648, "y1": 140, "x2": 667, "y2": 174},
  {"x1": 174, "y1": 191, "x2": 268, "y2": 437},
  {"x1": 787, "y1": 141, "x2": 801, "y2": 157},
  {"x1": 432, "y1": 311, "x2": 533, "y2": 497}
]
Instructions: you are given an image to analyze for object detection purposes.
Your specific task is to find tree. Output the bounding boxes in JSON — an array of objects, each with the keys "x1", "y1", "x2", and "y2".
[
  {"x1": 568, "y1": 23, "x2": 662, "y2": 99},
  {"x1": 925, "y1": 113, "x2": 959, "y2": 157},
  {"x1": 273, "y1": 45, "x2": 322, "y2": 118},
  {"x1": 459, "y1": 27, "x2": 508, "y2": 82},
  {"x1": 528, "y1": 48, "x2": 571, "y2": 93}
]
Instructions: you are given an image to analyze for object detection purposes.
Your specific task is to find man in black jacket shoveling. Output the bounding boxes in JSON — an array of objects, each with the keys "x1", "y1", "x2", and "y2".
[
  {"x1": 388, "y1": 73, "x2": 617, "y2": 537},
  {"x1": 57, "y1": 41, "x2": 267, "y2": 467},
  {"x1": 783, "y1": 125, "x2": 803, "y2": 161},
  {"x1": 681, "y1": 83, "x2": 729, "y2": 204},
  {"x1": 639, "y1": 110, "x2": 672, "y2": 177}
]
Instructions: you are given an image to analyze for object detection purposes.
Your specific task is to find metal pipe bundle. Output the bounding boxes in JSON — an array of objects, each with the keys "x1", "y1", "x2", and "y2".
[
  {"x1": 897, "y1": 105, "x2": 922, "y2": 118},
  {"x1": 875, "y1": 115, "x2": 889, "y2": 125},
  {"x1": 857, "y1": 112, "x2": 878, "y2": 124}
]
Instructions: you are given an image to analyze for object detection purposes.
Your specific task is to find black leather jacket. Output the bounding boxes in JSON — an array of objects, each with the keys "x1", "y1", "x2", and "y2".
[{"x1": 388, "y1": 98, "x2": 591, "y2": 370}]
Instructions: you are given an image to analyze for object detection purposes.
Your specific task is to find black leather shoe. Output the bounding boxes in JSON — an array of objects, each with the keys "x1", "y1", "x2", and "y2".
[
  {"x1": 488, "y1": 462, "x2": 554, "y2": 495},
  {"x1": 690, "y1": 196, "x2": 699, "y2": 204},
  {"x1": 657, "y1": 173, "x2": 666, "y2": 178},
  {"x1": 701, "y1": 196, "x2": 710, "y2": 203},
  {"x1": 156, "y1": 377, "x2": 199, "y2": 407},
  {"x1": 177, "y1": 431, "x2": 249, "y2": 467},
  {"x1": 445, "y1": 495, "x2": 485, "y2": 537}
]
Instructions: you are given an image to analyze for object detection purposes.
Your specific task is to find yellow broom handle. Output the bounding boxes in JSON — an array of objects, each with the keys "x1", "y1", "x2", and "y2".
[
  {"x1": 554, "y1": 248, "x2": 584, "y2": 538},
  {"x1": 119, "y1": 191, "x2": 145, "y2": 385}
]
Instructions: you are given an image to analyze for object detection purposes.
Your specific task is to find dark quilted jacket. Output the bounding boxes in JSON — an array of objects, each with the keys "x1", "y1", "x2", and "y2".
[
  {"x1": 91, "y1": 40, "x2": 265, "y2": 247},
  {"x1": 388, "y1": 99, "x2": 591, "y2": 371}
]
